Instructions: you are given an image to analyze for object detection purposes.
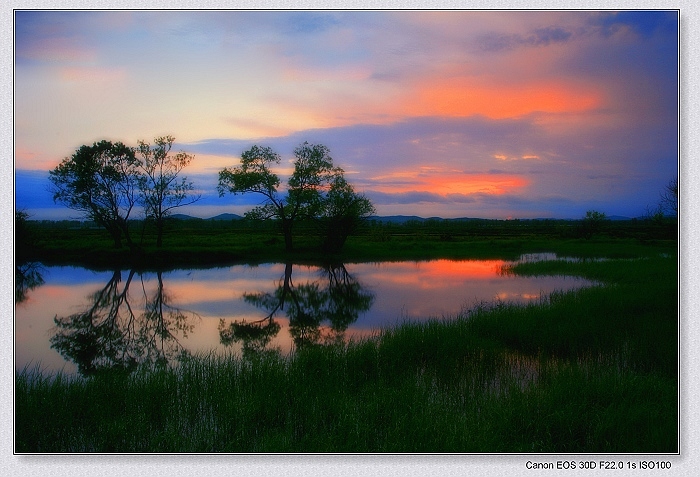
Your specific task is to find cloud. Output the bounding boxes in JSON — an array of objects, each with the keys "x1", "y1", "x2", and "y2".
[
  {"x1": 590, "y1": 10, "x2": 678, "y2": 39},
  {"x1": 58, "y1": 66, "x2": 128, "y2": 83},
  {"x1": 13, "y1": 11, "x2": 678, "y2": 220},
  {"x1": 281, "y1": 12, "x2": 342, "y2": 35},
  {"x1": 366, "y1": 190, "x2": 457, "y2": 205},
  {"x1": 476, "y1": 26, "x2": 573, "y2": 52}
]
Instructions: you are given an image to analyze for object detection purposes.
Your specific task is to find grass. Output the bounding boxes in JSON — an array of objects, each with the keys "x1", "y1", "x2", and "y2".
[
  {"x1": 21, "y1": 217, "x2": 676, "y2": 268},
  {"x1": 15, "y1": 249, "x2": 678, "y2": 453}
]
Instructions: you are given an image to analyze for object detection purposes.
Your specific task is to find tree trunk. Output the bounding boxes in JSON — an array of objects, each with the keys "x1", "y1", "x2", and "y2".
[
  {"x1": 282, "y1": 219, "x2": 293, "y2": 251},
  {"x1": 156, "y1": 219, "x2": 164, "y2": 248},
  {"x1": 120, "y1": 220, "x2": 136, "y2": 251},
  {"x1": 108, "y1": 226, "x2": 122, "y2": 249}
]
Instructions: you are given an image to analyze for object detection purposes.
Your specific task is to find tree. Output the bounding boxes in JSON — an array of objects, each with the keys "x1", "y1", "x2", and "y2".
[
  {"x1": 580, "y1": 210, "x2": 608, "y2": 239},
  {"x1": 659, "y1": 177, "x2": 678, "y2": 218},
  {"x1": 49, "y1": 140, "x2": 139, "y2": 249},
  {"x1": 137, "y1": 136, "x2": 200, "y2": 247},
  {"x1": 218, "y1": 142, "x2": 345, "y2": 251},
  {"x1": 317, "y1": 174, "x2": 375, "y2": 253}
]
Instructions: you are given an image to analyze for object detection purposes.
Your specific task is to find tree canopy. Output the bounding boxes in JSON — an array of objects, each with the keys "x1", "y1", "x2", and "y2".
[
  {"x1": 48, "y1": 138, "x2": 371, "y2": 254},
  {"x1": 137, "y1": 136, "x2": 201, "y2": 247},
  {"x1": 49, "y1": 140, "x2": 140, "y2": 249},
  {"x1": 218, "y1": 142, "x2": 373, "y2": 252}
]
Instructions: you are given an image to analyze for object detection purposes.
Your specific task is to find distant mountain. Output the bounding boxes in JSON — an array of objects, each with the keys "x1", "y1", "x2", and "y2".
[
  {"x1": 169, "y1": 214, "x2": 201, "y2": 220},
  {"x1": 170, "y1": 213, "x2": 242, "y2": 221},
  {"x1": 207, "y1": 213, "x2": 242, "y2": 221},
  {"x1": 369, "y1": 215, "x2": 428, "y2": 224}
]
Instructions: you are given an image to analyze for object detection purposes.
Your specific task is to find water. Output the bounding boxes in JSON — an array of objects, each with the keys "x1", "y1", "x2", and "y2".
[{"x1": 15, "y1": 255, "x2": 596, "y2": 376}]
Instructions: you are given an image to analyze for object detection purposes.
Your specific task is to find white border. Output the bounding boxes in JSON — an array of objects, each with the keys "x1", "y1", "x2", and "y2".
[{"x1": 3, "y1": 1, "x2": 696, "y2": 476}]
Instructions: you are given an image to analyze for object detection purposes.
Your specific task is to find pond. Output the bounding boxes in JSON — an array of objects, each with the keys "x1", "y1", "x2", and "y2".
[{"x1": 15, "y1": 255, "x2": 597, "y2": 376}]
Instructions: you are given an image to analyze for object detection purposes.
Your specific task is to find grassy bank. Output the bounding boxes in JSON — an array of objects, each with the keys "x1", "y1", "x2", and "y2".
[
  {"x1": 15, "y1": 252, "x2": 677, "y2": 453},
  {"x1": 19, "y1": 217, "x2": 676, "y2": 268}
]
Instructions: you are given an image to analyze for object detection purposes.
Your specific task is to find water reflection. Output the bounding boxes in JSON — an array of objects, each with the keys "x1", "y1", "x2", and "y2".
[
  {"x1": 50, "y1": 270, "x2": 199, "y2": 376},
  {"x1": 219, "y1": 262, "x2": 374, "y2": 356},
  {"x1": 15, "y1": 255, "x2": 598, "y2": 376},
  {"x1": 15, "y1": 262, "x2": 45, "y2": 304}
]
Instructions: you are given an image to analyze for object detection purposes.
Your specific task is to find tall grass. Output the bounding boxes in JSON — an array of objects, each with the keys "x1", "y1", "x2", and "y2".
[{"x1": 15, "y1": 253, "x2": 677, "y2": 453}]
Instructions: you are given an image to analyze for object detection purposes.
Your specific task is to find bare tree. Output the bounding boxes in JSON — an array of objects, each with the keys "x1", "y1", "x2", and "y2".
[{"x1": 660, "y1": 177, "x2": 678, "y2": 217}]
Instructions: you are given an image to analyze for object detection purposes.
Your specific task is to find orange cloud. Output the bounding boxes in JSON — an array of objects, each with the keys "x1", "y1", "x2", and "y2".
[
  {"x1": 425, "y1": 174, "x2": 528, "y2": 195},
  {"x1": 405, "y1": 77, "x2": 602, "y2": 119},
  {"x1": 370, "y1": 171, "x2": 529, "y2": 196},
  {"x1": 278, "y1": 72, "x2": 604, "y2": 132}
]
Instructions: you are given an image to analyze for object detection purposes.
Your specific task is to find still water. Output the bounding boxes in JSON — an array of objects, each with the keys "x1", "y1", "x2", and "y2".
[{"x1": 15, "y1": 256, "x2": 596, "y2": 376}]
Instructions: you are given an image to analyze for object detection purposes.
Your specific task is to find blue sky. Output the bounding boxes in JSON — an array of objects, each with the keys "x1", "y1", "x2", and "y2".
[{"x1": 13, "y1": 9, "x2": 679, "y2": 220}]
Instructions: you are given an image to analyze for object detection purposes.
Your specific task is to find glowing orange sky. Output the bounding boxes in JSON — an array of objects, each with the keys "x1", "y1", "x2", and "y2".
[
  {"x1": 369, "y1": 171, "x2": 529, "y2": 196},
  {"x1": 13, "y1": 10, "x2": 679, "y2": 220},
  {"x1": 408, "y1": 78, "x2": 603, "y2": 119}
]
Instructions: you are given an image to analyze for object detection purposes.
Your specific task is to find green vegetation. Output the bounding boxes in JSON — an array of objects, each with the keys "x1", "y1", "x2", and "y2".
[
  {"x1": 18, "y1": 215, "x2": 676, "y2": 268},
  {"x1": 218, "y1": 142, "x2": 374, "y2": 253},
  {"x1": 48, "y1": 137, "x2": 202, "y2": 251},
  {"x1": 15, "y1": 232, "x2": 677, "y2": 453}
]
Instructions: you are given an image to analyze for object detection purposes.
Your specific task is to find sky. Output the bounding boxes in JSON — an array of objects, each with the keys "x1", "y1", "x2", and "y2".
[{"x1": 13, "y1": 9, "x2": 679, "y2": 220}]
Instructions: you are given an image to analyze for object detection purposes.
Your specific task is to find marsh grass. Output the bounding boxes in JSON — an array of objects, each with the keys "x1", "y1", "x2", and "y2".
[
  {"x1": 24, "y1": 217, "x2": 676, "y2": 268},
  {"x1": 15, "y1": 251, "x2": 677, "y2": 453}
]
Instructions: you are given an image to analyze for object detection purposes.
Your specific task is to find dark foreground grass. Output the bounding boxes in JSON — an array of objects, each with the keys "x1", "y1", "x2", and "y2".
[{"x1": 15, "y1": 254, "x2": 677, "y2": 453}]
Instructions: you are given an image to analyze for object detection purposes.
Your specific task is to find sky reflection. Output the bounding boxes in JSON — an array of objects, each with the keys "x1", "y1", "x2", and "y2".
[{"x1": 15, "y1": 258, "x2": 596, "y2": 375}]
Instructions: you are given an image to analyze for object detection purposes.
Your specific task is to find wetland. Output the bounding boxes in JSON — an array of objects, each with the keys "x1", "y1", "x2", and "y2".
[{"x1": 14, "y1": 218, "x2": 678, "y2": 453}]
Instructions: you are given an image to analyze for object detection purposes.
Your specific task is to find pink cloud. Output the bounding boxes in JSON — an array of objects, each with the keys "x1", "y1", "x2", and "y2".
[{"x1": 58, "y1": 66, "x2": 127, "y2": 83}]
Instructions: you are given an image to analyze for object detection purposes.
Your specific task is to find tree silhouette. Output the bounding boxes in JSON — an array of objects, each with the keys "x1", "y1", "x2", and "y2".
[
  {"x1": 136, "y1": 136, "x2": 200, "y2": 247},
  {"x1": 660, "y1": 177, "x2": 678, "y2": 217},
  {"x1": 218, "y1": 142, "x2": 373, "y2": 252},
  {"x1": 580, "y1": 210, "x2": 608, "y2": 239},
  {"x1": 317, "y1": 174, "x2": 375, "y2": 253},
  {"x1": 49, "y1": 140, "x2": 140, "y2": 249}
]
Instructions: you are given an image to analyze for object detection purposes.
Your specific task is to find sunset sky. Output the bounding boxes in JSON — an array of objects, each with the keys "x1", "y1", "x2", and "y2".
[{"x1": 13, "y1": 9, "x2": 679, "y2": 220}]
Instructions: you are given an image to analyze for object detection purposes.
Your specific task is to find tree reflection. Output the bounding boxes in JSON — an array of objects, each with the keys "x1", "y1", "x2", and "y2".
[
  {"x1": 15, "y1": 262, "x2": 45, "y2": 304},
  {"x1": 50, "y1": 270, "x2": 198, "y2": 376},
  {"x1": 218, "y1": 262, "x2": 374, "y2": 356}
]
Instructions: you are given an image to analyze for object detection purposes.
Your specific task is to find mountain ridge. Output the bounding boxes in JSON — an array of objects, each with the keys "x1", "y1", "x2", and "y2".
[{"x1": 167, "y1": 213, "x2": 636, "y2": 222}]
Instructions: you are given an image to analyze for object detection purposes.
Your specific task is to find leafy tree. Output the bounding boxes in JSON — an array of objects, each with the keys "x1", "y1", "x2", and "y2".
[
  {"x1": 218, "y1": 142, "x2": 359, "y2": 251},
  {"x1": 136, "y1": 136, "x2": 200, "y2": 247},
  {"x1": 317, "y1": 174, "x2": 375, "y2": 253},
  {"x1": 581, "y1": 210, "x2": 608, "y2": 239},
  {"x1": 49, "y1": 140, "x2": 139, "y2": 249}
]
